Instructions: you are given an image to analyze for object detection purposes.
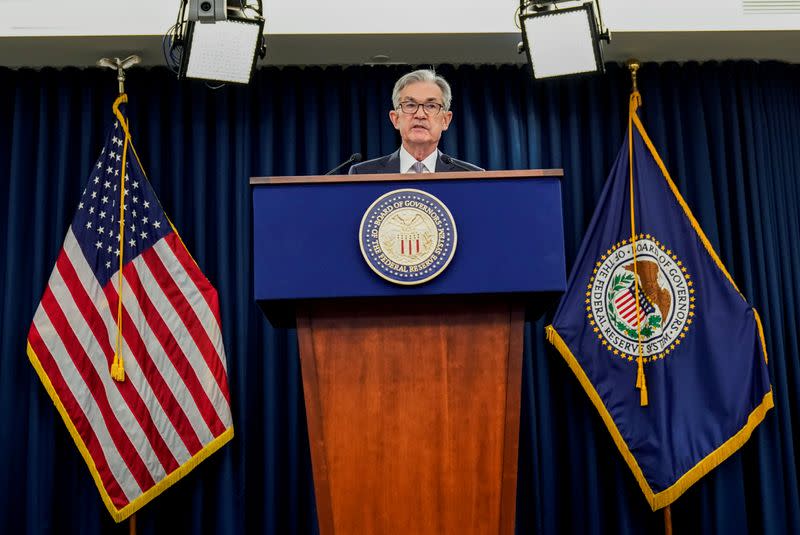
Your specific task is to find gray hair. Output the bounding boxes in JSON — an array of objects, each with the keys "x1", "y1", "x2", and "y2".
[{"x1": 391, "y1": 69, "x2": 452, "y2": 111}]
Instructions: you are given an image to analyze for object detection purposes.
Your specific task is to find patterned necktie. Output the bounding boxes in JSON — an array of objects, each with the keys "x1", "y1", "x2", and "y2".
[{"x1": 411, "y1": 161, "x2": 425, "y2": 173}]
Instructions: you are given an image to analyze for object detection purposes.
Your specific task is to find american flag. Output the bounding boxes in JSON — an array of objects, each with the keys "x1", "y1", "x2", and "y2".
[
  {"x1": 26, "y1": 97, "x2": 233, "y2": 522},
  {"x1": 614, "y1": 282, "x2": 655, "y2": 328}
]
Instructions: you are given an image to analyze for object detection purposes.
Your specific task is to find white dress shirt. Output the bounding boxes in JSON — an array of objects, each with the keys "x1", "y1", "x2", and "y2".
[{"x1": 399, "y1": 146, "x2": 438, "y2": 173}]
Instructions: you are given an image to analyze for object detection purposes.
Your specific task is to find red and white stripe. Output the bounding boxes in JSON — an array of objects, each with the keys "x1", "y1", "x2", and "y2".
[
  {"x1": 28, "y1": 228, "x2": 232, "y2": 510},
  {"x1": 615, "y1": 290, "x2": 646, "y2": 327}
]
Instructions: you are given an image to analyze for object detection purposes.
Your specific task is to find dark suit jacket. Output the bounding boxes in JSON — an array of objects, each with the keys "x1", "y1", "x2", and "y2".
[{"x1": 349, "y1": 150, "x2": 483, "y2": 174}]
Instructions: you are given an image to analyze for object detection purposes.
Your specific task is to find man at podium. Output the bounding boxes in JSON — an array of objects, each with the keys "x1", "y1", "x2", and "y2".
[{"x1": 350, "y1": 69, "x2": 483, "y2": 174}]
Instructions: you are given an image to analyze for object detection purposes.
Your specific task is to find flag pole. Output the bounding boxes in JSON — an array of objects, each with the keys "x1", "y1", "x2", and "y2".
[
  {"x1": 625, "y1": 58, "x2": 672, "y2": 535},
  {"x1": 96, "y1": 55, "x2": 141, "y2": 95},
  {"x1": 627, "y1": 56, "x2": 675, "y2": 534},
  {"x1": 664, "y1": 505, "x2": 673, "y2": 535},
  {"x1": 96, "y1": 56, "x2": 143, "y2": 532},
  {"x1": 626, "y1": 58, "x2": 640, "y2": 92}
]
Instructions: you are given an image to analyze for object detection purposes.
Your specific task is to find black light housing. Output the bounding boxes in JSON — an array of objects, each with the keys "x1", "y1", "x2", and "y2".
[
  {"x1": 519, "y1": 1, "x2": 610, "y2": 79},
  {"x1": 167, "y1": 0, "x2": 267, "y2": 85},
  {"x1": 188, "y1": 0, "x2": 227, "y2": 23}
]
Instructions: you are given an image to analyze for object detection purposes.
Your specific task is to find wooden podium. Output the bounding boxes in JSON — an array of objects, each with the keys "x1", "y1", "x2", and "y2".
[{"x1": 251, "y1": 170, "x2": 566, "y2": 534}]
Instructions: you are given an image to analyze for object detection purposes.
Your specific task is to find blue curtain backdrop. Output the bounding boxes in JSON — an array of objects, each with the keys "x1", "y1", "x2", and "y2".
[{"x1": 1, "y1": 61, "x2": 799, "y2": 534}]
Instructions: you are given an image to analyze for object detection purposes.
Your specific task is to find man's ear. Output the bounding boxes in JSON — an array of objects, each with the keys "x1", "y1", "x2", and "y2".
[
  {"x1": 389, "y1": 109, "x2": 400, "y2": 130},
  {"x1": 442, "y1": 110, "x2": 453, "y2": 131}
]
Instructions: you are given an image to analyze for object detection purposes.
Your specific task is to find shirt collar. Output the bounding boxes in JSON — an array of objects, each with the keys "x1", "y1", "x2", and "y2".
[{"x1": 399, "y1": 146, "x2": 438, "y2": 173}]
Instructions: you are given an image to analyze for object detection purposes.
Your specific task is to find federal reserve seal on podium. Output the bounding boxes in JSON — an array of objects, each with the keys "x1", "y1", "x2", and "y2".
[{"x1": 359, "y1": 189, "x2": 457, "y2": 285}]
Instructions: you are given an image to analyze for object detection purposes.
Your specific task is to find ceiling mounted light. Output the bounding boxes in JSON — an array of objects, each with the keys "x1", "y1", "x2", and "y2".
[
  {"x1": 166, "y1": 0, "x2": 267, "y2": 85},
  {"x1": 188, "y1": 0, "x2": 227, "y2": 23},
  {"x1": 518, "y1": 1, "x2": 610, "y2": 79}
]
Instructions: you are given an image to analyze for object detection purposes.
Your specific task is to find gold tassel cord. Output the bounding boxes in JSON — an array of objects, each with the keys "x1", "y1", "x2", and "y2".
[
  {"x1": 628, "y1": 87, "x2": 648, "y2": 407},
  {"x1": 110, "y1": 94, "x2": 130, "y2": 382}
]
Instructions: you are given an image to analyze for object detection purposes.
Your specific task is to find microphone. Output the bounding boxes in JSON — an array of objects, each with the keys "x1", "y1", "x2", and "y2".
[
  {"x1": 325, "y1": 153, "x2": 362, "y2": 175},
  {"x1": 441, "y1": 154, "x2": 476, "y2": 172}
]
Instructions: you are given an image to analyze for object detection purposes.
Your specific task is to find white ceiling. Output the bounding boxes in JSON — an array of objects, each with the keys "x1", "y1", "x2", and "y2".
[{"x1": 1, "y1": 0, "x2": 799, "y2": 67}]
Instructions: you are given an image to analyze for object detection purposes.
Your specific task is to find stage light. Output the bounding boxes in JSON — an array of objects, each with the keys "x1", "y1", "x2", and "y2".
[
  {"x1": 519, "y1": 1, "x2": 610, "y2": 79},
  {"x1": 188, "y1": 0, "x2": 227, "y2": 23},
  {"x1": 166, "y1": 0, "x2": 266, "y2": 85}
]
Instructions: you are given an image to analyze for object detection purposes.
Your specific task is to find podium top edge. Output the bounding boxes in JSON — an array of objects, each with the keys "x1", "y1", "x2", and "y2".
[{"x1": 249, "y1": 168, "x2": 564, "y2": 185}]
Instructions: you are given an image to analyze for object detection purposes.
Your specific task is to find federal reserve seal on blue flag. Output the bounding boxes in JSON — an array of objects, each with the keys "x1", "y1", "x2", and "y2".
[
  {"x1": 359, "y1": 189, "x2": 457, "y2": 285},
  {"x1": 545, "y1": 90, "x2": 773, "y2": 511},
  {"x1": 589, "y1": 236, "x2": 695, "y2": 364}
]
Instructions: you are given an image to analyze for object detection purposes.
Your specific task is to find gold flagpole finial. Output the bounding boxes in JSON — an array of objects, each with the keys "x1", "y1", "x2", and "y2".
[
  {"x1": 97, "y1": 55, "x2": 141, "y2": 95},
  {"x1": 626, "y1": 58, "x2": 641, "y2": 93}
]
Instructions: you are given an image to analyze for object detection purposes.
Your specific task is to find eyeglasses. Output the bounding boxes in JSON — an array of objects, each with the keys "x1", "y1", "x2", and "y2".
[{"x1": 396, "y1": 101, "x2": 445, "y2": 115}]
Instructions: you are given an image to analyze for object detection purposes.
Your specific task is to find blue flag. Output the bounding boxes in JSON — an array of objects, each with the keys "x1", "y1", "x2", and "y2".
[{"x1": 546, "y1": 92, "x2": 773, "y2": 510}]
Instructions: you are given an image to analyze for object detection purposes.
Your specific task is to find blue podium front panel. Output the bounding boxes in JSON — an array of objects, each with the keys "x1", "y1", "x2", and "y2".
[{"x1": 252, "y1": 175, "x2": 566, "y2": 305}]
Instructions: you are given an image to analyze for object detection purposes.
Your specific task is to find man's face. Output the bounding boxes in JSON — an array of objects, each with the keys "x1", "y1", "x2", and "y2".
[{"x1": 389, "y1": 81, "x2": 453, "y2": 154}]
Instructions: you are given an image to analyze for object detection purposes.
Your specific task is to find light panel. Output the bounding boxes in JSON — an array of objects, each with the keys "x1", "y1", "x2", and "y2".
[
  {"x1": 521, "y1": 4, "x2": 603, "y2": 79},
  {"x1": 182, "y1": 18, "x2": 262, "y2": 84}
]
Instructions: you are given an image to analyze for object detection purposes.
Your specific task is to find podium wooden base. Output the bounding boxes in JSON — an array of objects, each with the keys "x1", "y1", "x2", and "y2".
[{"x1": 297, "y1": 296, "x2": 524, "y2": 535}]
